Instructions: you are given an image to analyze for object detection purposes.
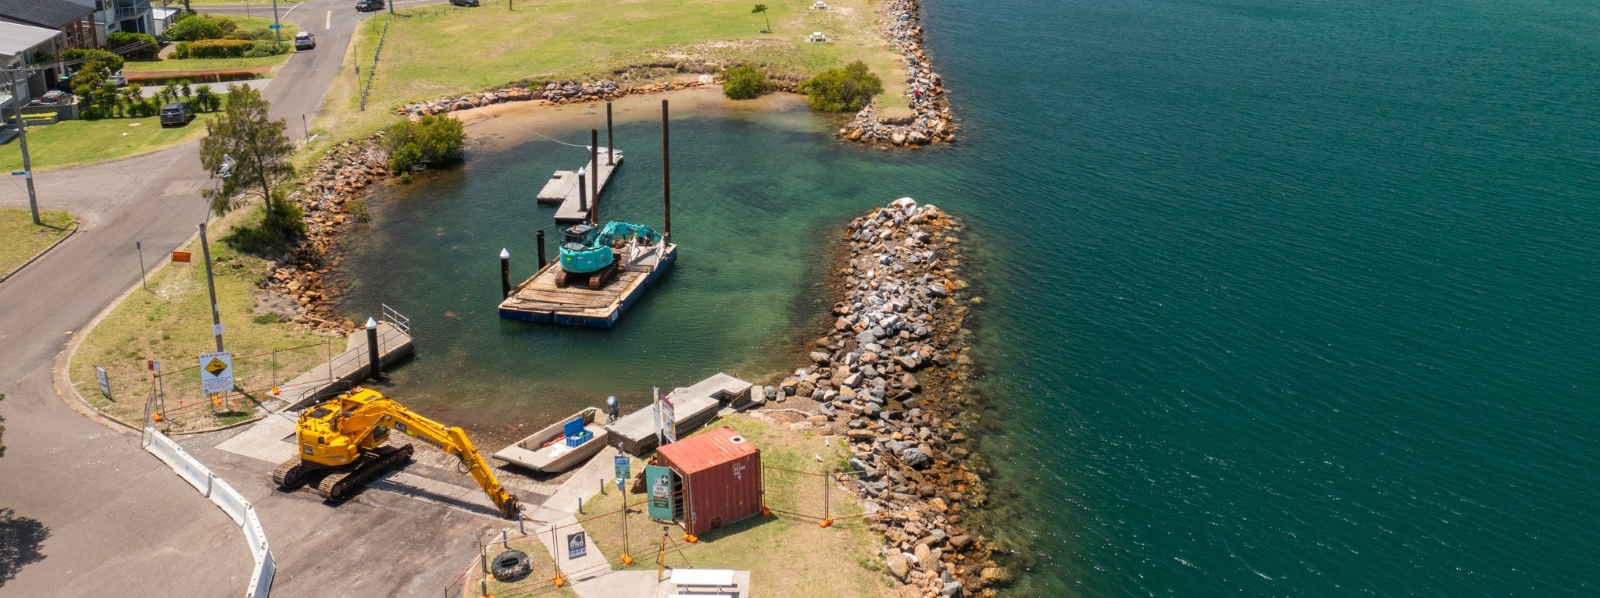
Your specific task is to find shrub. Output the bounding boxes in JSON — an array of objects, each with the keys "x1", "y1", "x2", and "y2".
[
  {"x1": 62, "y1": 49, "x2": 125, "y2": 76},
  {"x1": 172, "y1": 41, "x2": 191, "y2": 59},
  {"x1": 195, "y1": 87, "x2": 221, "y2": 112},
  {"x1": 220, "y1": 190, "x2": 305, "y2": 256},
  {"x1": 107, "y1": 32, "x2": 159, "y2": 60},
  {"x1": 187, "y1": 39, "x2": 255, "y2": 59},
  {"x1": 800, "y1": 60, "x2": 884, "y2": 112},
  {"x1": 385, "y1": 114, "x2": 465, "y2": 172},
  {"x1": 242, "y1": 43, "x2": 289, "y2": 58},
  {"x1": 167, "y1": 14, "x2": 226, "y2": 41},
  {"x1": 722, "y1": 65, "x2": 771, "y2": 100}
]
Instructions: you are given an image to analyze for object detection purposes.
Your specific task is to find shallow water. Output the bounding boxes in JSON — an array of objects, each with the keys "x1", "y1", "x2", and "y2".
[{"x1": 341, "y1": 0, "x2": 1600, "y2": 594}]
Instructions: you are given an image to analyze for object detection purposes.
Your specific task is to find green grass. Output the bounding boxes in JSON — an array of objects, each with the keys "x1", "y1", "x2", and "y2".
[
  {"x1": 123, "y1": 56, "x2": 288, "y2": 74},
  {"x1": 69, "y1": 203, "x2": 332, "y2": 432},
  {"x1": 0, "y1": 114, "x2": 218, "y2": 172},
  {"x1": 0, "y1": 209, "x2": 73, "y2": 274},
  {"x1": 559, "y1": 415, "x2": 889, "y2": 598},
  {"x1": 321, "y1": 0, "x2": 909, "y2": 142}
]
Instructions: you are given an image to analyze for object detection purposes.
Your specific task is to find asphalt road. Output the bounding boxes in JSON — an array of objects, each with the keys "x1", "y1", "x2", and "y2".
[{"x1": 0, "y1": 1, "x2": 478, "y2": 595}]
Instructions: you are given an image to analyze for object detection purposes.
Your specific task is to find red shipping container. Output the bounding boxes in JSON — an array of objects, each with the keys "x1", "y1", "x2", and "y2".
[{"x1": 656, "y1": 427, "x2": 763, "y2": 537}]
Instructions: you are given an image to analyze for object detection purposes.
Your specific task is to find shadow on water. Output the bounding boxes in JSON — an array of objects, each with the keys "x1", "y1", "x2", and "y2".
[{"x1": 0, "y1": 507, "x2": 49, "y2": 587}]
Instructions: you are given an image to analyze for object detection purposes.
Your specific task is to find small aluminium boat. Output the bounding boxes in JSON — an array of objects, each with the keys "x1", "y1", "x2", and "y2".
[{"x1": 492, "y1": 407, "x2": 610, "y2": 473}]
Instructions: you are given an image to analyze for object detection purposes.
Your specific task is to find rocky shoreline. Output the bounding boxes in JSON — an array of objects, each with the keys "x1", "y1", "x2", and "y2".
[
  {"x1": 393, "y1": 73, "x2": 730, "y2": 120},
  {"x1": 771, "y1": 198, "x2": 1001, "y2": 597},
  {"x1": 839, "y1": 0, "x2": 957, "y2": 147},
  {"x1": 264, "y1": 137, "x2": 392, "y2": 333}
]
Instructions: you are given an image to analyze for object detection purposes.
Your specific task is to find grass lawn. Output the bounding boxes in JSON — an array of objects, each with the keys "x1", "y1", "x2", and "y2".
[
  {"x1": 69, "y1": 203, "x2": 334, "y2": 432},
  {"x1": 123, "y1": 15, "x2": 302, "y2": 75},
  {"x1": 321, "y1": 0, "x2": 909, "y2": 142},
  {"x1": 486, "y1": 415, "x2": 889, "y2": 598},
  {"x1": 0, "y1": 114, "x2": 216, "y2": 172},
  {"x1": 0, "y1": 209, "x2": 73, "y2": 274}
]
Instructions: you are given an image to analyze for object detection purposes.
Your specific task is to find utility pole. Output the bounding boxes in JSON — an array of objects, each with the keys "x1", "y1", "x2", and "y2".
[
  {"x1": 8, "y1": 68, "x2": 40, "y2": 225},
  {"x1": 200, "y1": 156, "x2": 235, "y2": 352},
  {"x1": 198, "y1": 222, "x2": 224, "y2": 352},
  {"x1": 271, "y1": 0, "x2": 283, "y2": 44}
]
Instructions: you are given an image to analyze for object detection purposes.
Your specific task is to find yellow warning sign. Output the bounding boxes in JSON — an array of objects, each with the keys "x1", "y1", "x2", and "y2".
[{"x1": 205, "y1": 358, "x2": 228, "y2": 375}]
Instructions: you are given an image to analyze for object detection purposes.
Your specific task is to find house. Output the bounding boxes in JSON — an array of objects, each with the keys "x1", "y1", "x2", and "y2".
[
  {"x1": 0, "y1": 0, "x2": 98, "y2": 50},
  {"x1": 62, "y1": 0, "x2": 153, "y2": 38},
  {"x1": 0, "y1": 20, "x2": 67, "y2": 118}
]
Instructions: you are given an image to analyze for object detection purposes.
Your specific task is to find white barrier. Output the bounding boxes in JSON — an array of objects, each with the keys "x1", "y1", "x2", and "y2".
[{"x1": 143, "y1": 427, "x2": 275, "y2": 597}]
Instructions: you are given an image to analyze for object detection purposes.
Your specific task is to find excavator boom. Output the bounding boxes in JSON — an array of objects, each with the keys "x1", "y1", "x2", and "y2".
[{"x1": 273, "y1": 388, "x2": 521, "y2": 518}]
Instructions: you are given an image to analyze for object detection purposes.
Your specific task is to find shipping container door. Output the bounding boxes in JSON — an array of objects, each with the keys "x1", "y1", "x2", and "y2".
[{"x1": 646, "y1": 465, "x2": 675, "y2": 522}]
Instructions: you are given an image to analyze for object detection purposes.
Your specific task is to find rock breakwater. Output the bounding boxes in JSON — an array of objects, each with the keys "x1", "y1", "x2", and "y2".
[
  {"x1": 777, "y1": 198, "x2": 1000, "y2": 596},
  {"x1": 838, "y1": 0, "x2": 957, "y2": 147}
]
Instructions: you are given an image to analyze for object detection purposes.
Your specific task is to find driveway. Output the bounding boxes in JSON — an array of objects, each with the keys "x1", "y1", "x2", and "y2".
[{"x1": 0, "y1": 1, "x2": 469, "y2": 596}]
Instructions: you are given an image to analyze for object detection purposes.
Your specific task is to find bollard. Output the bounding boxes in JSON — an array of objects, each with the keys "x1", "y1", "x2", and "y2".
[
  {"x1": 606, "y1": 102, "x2": 614, "y2": 165},
  {"x1": 502, "y1": 529, "x2": 509, "y2": 550},
  {"x1": 578, "y1": 496, "x2": 584, "y2": 515},
  {"x1": 536, "y1": 230, "x2": 547, "y2": 268},
  {"x1": 500, "y1": 248, "x2": 511, "y2": 298},
  {"x1": 365, "y1": 317, "x2": 380, "y2": 380}
]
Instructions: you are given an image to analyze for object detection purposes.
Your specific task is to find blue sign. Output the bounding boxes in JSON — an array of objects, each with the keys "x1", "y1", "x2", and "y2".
[
  {"x1": 268, "y1": 23, "x2": 282, "y2": 29},
  {"x1": 11, "y1": 171, "x2": 24, "y2": 176},
  {"x1": 614, "y1": 455, "x2": 630, "y2": 491}
]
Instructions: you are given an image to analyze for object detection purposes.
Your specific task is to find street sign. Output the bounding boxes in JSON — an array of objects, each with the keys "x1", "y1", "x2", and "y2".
[
  {"x1": 96, "y1": 366, "x2": 110, "y2": 398},
  {"x1": 659, "y1": 396, "x2": 677, "y2": 444},
  {"x1": 198, "y1": 351, "x2": 234, "y2": 394},
  {"x1": 614, "y1": 455, "x2": 630, "y2": 492},
  {"x1": 268, "y1": 23, "x2": 281, "y2": 29},
  {"x1": 566, "y1": 532, "x2": 587, "y2": 560},
  {"x1": 10, "y1": 171, "x2": 23, "y2": 176}
]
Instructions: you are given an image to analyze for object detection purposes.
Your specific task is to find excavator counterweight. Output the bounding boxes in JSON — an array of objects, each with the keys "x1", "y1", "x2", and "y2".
[{"x1": 272, "y1": 388, "x2": 521, "y2": 518}]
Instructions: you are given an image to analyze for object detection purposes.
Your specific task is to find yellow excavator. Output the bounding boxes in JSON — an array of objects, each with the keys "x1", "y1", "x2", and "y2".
[{"x1": 271, "y1": 388, "x2": 521, "y2": 518}]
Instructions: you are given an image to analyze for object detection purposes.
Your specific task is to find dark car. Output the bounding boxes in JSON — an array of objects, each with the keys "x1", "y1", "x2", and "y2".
[
  {"x1": 33, "y1": 90, "x2": 71, "y2": 105},
  {"x1": 355, "y1": 0, "x2": 384, "y2": 11},
  {"x1": 159, "y1": 102, "x2": 194, "y2": 127},
  {"x1": 449, "y1": 0, "x2": 480, "y2": 6},
  {"x1": 295, "y1": 31, "x2": 315, "y2": 50}
]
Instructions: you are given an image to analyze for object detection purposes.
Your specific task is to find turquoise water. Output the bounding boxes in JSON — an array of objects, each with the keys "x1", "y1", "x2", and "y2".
[{"x1": 341, "y1": 0, "x2": 1600, "y2": 594}]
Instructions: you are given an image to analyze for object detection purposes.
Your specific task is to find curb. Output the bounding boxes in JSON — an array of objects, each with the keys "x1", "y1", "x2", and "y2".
[
  {"x1": 1, "y1": 220, "x2": 77, "y2": 283},
  {"x1": 53, "y1": 227, "x2": 200, "y2": 436}
]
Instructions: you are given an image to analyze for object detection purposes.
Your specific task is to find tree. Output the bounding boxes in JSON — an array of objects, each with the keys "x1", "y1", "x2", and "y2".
[
  {"x1": 752, "y1": 4, "x2": 770, "y2": 33},
  {"x1": 800, "y1": 60, "x2": 884, "y2": 112},
  {"x1": 200, "y1": 84, "x2": 294, "y2": 232}
]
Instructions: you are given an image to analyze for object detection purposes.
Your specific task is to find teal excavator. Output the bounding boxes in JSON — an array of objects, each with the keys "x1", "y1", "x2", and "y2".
[{"x1": 556, "y1": 221, "x2": 665, "y2": 289}]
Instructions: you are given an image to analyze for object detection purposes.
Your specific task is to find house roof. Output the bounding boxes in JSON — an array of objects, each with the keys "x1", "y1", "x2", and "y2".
[
  {"x1": 0, "y1": 21, "x2": 62, "y2": 59},
  {"x1": 0, "y1": 0, "x2": 94, "y2": 30}
]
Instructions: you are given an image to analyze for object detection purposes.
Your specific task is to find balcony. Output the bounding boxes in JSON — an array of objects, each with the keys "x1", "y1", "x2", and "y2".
[{"x1": 113, "y1": 0, "x2": 151, "y2": 20}]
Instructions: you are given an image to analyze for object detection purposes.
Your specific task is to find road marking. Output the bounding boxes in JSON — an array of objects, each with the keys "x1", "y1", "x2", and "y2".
[
  {"x1": 326, "y1": 11, "x2": 331, "y2": 30},
  {"x1": 281, "y1": 2, "x2": 303, "y2": 18}
]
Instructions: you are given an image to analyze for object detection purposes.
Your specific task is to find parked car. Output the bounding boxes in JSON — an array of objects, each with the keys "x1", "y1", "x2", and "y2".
[
  {"x1": 355, "y1": 0, "x2": 384, "y2": 11},
  {"x1": 295, "y1": 31, "x2": 315, "y2": 50},
  {"x1": 159, "y1": 102, "x2": 194, "y2": 127},
  {"x1": 450, "y1": 0, "x2": 480, "y2": 6},
  {"x1": 33, "y1": 90, "x2": 71, "y2": 105},
  {"x1": 107, "y1": 70, "x2": 126, "y2": 86}
]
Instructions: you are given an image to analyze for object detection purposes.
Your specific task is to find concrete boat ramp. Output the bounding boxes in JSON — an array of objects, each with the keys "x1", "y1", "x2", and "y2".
[{"x1": 536, "y1": 146, "x2": 621, "y2": 224}]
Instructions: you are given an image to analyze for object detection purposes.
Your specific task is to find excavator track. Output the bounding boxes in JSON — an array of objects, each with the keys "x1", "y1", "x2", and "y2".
[
  {"x1": 313, "y1": 444, "x2": 414, "y2": 502},
  {"x1": 272, "y1": 457, "x2": 320, "y2": 490}
]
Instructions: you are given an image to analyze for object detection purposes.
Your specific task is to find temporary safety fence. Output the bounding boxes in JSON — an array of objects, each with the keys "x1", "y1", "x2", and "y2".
[
  {"x1": 450, "y1": 463, "x2": 875, "y2": 598},
  {"x1": 141, "y1": 425, "x2": 275, "y2": 597},
  {"x1": 359, "y1": 14, "x2": 394, "y2": 111}
]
